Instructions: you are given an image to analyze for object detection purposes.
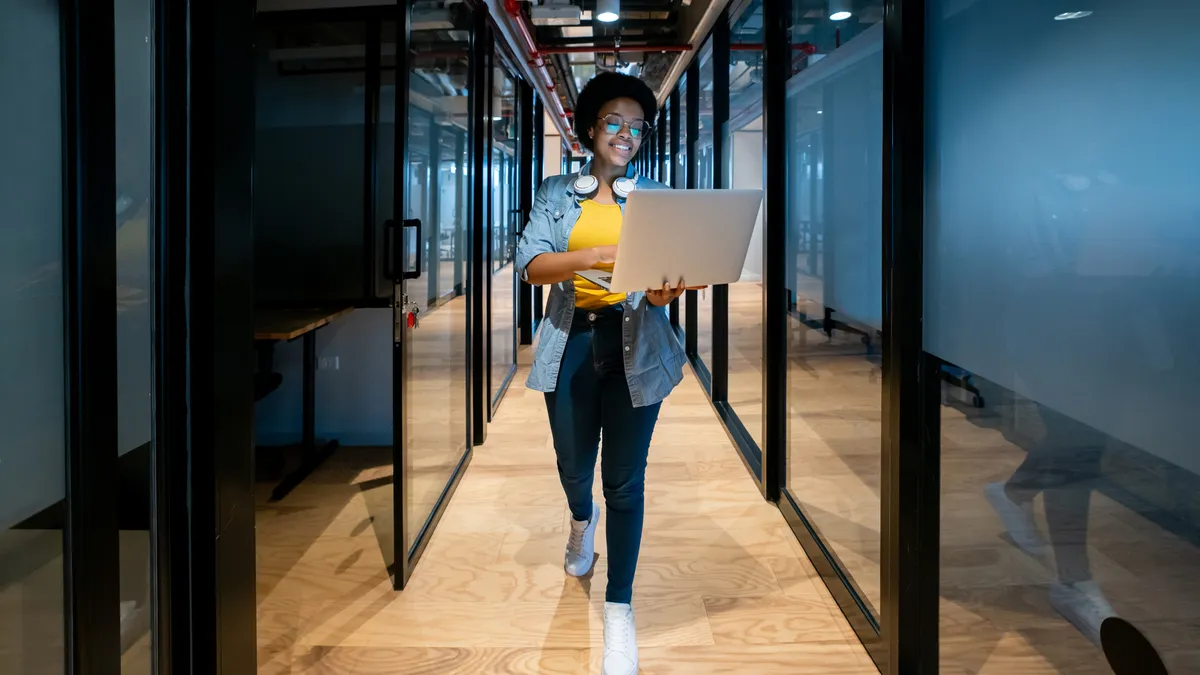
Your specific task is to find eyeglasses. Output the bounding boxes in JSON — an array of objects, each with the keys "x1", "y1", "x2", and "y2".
[{"x1": 598, "y1": 113, "x2": 651, "y2": 139}]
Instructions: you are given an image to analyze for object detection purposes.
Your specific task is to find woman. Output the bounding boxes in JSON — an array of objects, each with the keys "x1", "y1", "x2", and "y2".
[{"x1": 515, "y1": 72, "x2": 691, "y2": 675}]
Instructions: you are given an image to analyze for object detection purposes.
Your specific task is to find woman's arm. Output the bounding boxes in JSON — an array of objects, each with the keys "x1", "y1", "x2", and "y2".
[
  {"x1": 516, "y1": 177, "x2": 617, "y2": 286},
  {"x1": 524, "y1": 246, "x2": 615, "y2": 286}
]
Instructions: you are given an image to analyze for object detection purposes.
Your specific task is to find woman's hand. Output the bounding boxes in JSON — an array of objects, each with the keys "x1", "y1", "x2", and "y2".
[
  {"x1": 587, "y1": 245, "x2": 618, "y2": 269},
  {"x1": 646, "y1": 278, "x2": 688, "y2": 307}
]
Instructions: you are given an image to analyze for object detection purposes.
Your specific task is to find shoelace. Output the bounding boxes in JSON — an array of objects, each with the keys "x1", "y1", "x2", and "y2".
[
  {"x1": 605, "y1": 607, "x2": 630, "y2": 647},
  {"x1": 567, "y1": 522, "x2": 586, "y2": 555}
]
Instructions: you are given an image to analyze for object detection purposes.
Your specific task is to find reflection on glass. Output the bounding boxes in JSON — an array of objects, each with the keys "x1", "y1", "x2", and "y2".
[
  {"x1": 254, "y1": 20, "x2": 367, "y2": 305},
  {"x1": 490, "y1": 61, "x2": 518, "y2": 405},
  {"x1": 116, "y1": 0, "x2": 155, "y2": 667},
  {"x1": 695, "y1": 41, "x2": 716, "y2": 369},
  {"x1": 726, "y1": 1, "x2": 766, "y2": 450},
  {"x1": 782, "y1": 1, "x2": 884, "y2": 616},
  {"x1": 0, "y1": 3, "x2": 66, "y2": 673},
  {"x1": 396, "y1": 21, "x2": 472, "y2": 555},
  {"x1": 927, "y1": 1, "x2": 1200, "y2": 671}
]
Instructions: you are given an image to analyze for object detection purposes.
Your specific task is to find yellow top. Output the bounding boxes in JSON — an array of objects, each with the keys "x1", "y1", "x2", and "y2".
[{"x1": 568, "y1": 200, "x2": 625, "y2": 310}]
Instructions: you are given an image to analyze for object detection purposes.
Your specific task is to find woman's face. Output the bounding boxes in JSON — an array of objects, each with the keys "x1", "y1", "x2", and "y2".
[{"x1": 589, "y1": 96, "x2": 648, "y2": 169}]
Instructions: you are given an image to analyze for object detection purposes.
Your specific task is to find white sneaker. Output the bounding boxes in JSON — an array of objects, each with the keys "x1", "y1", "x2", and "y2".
[
  {"x1": 565, "y1": 502, "x2": 599, "y2": 577},
  {"x1": 1050, "y1": 580, "x2": 1117, "y2": 646},
  {"x1": 984, "y1": 482, "x2": 1048, "y2": 556},
  {"x1": 603, "y1": 602, "x2": 638, "y2": 675}
]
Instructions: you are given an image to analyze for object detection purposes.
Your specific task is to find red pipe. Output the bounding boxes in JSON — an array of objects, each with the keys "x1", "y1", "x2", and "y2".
[
  {"x1": 538, "y1": 44, "x2": 694, "y2": 55},
  {"x1": 730, "y1": 42, "x2": 818, "y2": 53},
  {"x1": 503, "y1": 0, "x2": 557, "y2": 97}
]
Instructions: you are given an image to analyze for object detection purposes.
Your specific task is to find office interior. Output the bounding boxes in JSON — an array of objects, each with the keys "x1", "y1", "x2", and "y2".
[{"x1": 2, "y1": 0, "x2": 1196, "y2": 674}]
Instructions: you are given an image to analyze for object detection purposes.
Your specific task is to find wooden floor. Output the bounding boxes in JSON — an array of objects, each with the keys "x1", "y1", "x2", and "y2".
[{"x1": 255, "y1": 364, "x2": 876, "y2": 674}]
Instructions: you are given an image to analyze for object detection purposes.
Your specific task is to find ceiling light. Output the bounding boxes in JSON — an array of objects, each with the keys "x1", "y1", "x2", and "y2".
[
  {"x1": 596, "y1": 0, "x2": 620, "y2": 23},
  {"x1": 829, "y1": 0, "x2": 852, "y2": 21},
  {"x1": 1054, "y1": 10, "x2": 1093, "y2": 20}
]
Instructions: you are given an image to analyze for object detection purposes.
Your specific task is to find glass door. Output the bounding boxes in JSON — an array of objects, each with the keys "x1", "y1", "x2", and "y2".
[
  {"x1": 385, "y1": 4, "x2": 473, "y2": 587},
  {"x1": 487, "y1": 55, "x2": 520, "y2": 414}
]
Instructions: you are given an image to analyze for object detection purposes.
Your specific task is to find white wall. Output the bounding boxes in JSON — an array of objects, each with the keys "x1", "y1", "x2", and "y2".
[{"x1": 730, "y1": 129, "x2": 763, "y2": 281}]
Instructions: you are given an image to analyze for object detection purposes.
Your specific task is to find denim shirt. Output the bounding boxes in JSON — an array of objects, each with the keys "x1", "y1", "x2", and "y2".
[{"x1": 515, "y1": 163, "x2": 687, "y2": 408}]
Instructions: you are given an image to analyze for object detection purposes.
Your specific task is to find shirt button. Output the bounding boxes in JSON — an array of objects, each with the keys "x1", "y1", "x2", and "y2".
[
  {"x1": 624, "y1": 316, "x2": 630, "y2": 322},
  {"x1": 588, "y1": 313, "x2": 597, "y2": 322},
  {"x1": 624, "y1": 346, "x2": 631, "y2": 352}
]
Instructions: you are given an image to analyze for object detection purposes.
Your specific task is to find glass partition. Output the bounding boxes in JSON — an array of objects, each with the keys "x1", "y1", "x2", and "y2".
[
  {"x1": 0, "y1": 3, "x2": 66, "y2": 672},
  {"x1": 694, "y1": 40, "x2": 716, "y2": 371},
  {"x1": 391, "y1": 19, "x2": 472, "y2": 556},
  {"x1": 782, "y1": 0, "x2": 885, "y2": 616},
  {"x1": 489, "y1": 59, "x2": 518, "y2": 408},
  {"x1": 726, "y1": 1, "x2": 766, "y2": 450},
  {"x1": 926, "y1": 1, "x2": 1200, "y2": 671}
]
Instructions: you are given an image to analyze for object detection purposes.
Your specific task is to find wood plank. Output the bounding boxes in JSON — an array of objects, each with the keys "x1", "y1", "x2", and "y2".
[{"x1": 255, "y1": 306, "x2": 354, "y2": 341}]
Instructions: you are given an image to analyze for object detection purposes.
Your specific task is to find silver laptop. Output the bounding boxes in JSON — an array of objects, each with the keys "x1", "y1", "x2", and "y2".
[{"x1": 575, "y1": 189, "x2": 764, "y2": 294}]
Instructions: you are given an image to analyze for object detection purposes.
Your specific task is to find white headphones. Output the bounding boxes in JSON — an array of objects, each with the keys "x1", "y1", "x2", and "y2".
[{"x1": 572, "y1": 174, "x2": 639, "y2": 200}]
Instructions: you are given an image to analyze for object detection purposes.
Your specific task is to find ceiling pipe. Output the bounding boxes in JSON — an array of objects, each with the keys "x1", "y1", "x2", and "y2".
[
  {"x1": 539, "y1": 43, "x2": 694, "y2": 55},
  {"x1": 490, "y1": 0, "x2": 576, "y2": 147},
  {"x1": 653, "y1": 0, "x2": 729, "y2": 106}
]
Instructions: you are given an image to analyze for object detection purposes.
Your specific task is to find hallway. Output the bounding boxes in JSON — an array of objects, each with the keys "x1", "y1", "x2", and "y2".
[{"x1": 256, "y1": 367, "x2": 873, "y2": 674}]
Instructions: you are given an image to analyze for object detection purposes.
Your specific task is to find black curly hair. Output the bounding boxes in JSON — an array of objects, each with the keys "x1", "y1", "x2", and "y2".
[{"x1": 573, "y1": 71, "x2": 658, "y2": 153}]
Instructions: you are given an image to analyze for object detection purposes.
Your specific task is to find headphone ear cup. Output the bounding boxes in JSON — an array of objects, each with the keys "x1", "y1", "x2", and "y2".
[
  {"x1": 613, "y1": 177, "x2": 637, "y2": 200},
  {"x1": 573, "y1": 174, "x2": 599, "y2": 197}
]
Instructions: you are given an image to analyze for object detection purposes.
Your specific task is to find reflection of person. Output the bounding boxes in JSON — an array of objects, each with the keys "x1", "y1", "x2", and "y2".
[
  {"x1": 985, "y1": 161, "x2": 1118, "y2": 646},
  {"x1": 515, "y1": 73, "x2": 693, "y2": 675},
  {"x1": 985, "y1": 404, "x2": 1116, "y2": 644}
]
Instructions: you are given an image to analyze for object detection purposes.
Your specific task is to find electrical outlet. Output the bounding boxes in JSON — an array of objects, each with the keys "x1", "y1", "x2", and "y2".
[{"x1": 318, "y1": 356, "x2": 339, "y2": 371}]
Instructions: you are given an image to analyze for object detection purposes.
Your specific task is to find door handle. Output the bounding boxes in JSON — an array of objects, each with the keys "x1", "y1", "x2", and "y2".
[
  {"x1": 403, "y1": 218, "x2": 422, "y2": 280},
  {"x1": 383, "y1": 218, "x2": 424, "y2": 281}
]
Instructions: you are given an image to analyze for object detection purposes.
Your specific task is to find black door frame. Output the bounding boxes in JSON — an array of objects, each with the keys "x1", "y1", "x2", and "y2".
[{"x1": 62, "y1": 0, "x2": 121, "y2": 671}]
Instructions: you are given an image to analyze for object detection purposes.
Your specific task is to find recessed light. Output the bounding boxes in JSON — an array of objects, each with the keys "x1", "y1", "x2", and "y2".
[
  {"x1": 1054, "y1": 10, "x2": 1093, "y2": 20},
  {"x1": 830, "y1": 11, "x2": 852, "y2": 21},
  {"x1": 596, "y1": 0, "x2": 620, "y2": 23},
  {"x1": 817, "y1": 110, "x2": 823, "y2": 114}
]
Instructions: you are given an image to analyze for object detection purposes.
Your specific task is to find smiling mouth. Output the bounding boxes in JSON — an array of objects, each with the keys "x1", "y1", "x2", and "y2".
[{"x1": 611, "y1": 143, "x2": 632, "y2": 152}]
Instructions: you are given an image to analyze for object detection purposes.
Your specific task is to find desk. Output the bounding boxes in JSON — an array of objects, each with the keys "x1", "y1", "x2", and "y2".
[{"x1": 254, "y1": 307, "x2": 353, "y2": 501}]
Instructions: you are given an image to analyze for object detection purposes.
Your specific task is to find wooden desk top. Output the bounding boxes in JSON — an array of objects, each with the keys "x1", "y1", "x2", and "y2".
[{"x1": 254, "y1": 307, "x2": 354, "y2": 341}]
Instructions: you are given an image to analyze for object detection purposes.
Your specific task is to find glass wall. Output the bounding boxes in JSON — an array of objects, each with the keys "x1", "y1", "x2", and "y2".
[
  {"x1": 393, "y1": 20, "x2": 472, "y2": 555},
  {"x1": 489, "y1": 60, "x2": 518, "y2": 407},
  {"x1": 254, "y1": 20, "x2": 367, "y2": 305},
  {"x1": 115, "y1": 0, "x2": 156, "y2": 667},
  {"x1": 782, "y1": 0, "x2": 885, "y2": 616},
  {"x1": 694, "y1": 41, "x2": 716, "y2": 370},
  {"x1": 927, "y1": 1, "x2": 1200, "y2": 671},
  {"x1": 0, "y1": 2, "x2": 66, "y2": 672},
  {"x1": 726, "y1": 1, "x2": 766, "y2": 450},
  {"x1": 677, "y1": 76, "x2": 689, "y2": 189}
]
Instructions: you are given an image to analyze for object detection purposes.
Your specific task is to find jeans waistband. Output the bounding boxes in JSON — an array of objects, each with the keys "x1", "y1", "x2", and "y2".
[{"x1": 573, "y1": 304, "x2": 624, "y2": 326}]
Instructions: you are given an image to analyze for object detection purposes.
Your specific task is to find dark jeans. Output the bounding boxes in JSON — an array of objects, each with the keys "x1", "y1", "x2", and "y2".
[
  {"x1": 545, "y1": 306, "x2": 662, "y2": 604},
  {"x1": 1003, "y1": 403, "x2": 1105, "y2": 583}
]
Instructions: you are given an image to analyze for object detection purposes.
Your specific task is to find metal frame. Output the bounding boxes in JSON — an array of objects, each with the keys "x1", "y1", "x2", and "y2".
[
  {"x1": 182, "y1": 0, "x2": 259, "y2": 671},
  {"x1": 881, "y1": 0, "x2": 938, "y2": 671},
  {"x1": 470, "y1": 9, "x2": 490, "y2": 446},
  {"x1": 518, "y1": 80, "x2": 536, "y2": 346},
  {"x1": 532, "y1": 99, "x2": 546, "y2": 327},
  {"x1": 154, "y1": 0, "x2": 191, "y2": 668},
  {"x1": 760, "y1": 0, "x2": 788, "y2": 505},
  {"x1": 61, "y1": 0, "x2": 120, "y2": 670},
  {"x1": 683, "y1": 59, "x2": 700, "y2": 362}
]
